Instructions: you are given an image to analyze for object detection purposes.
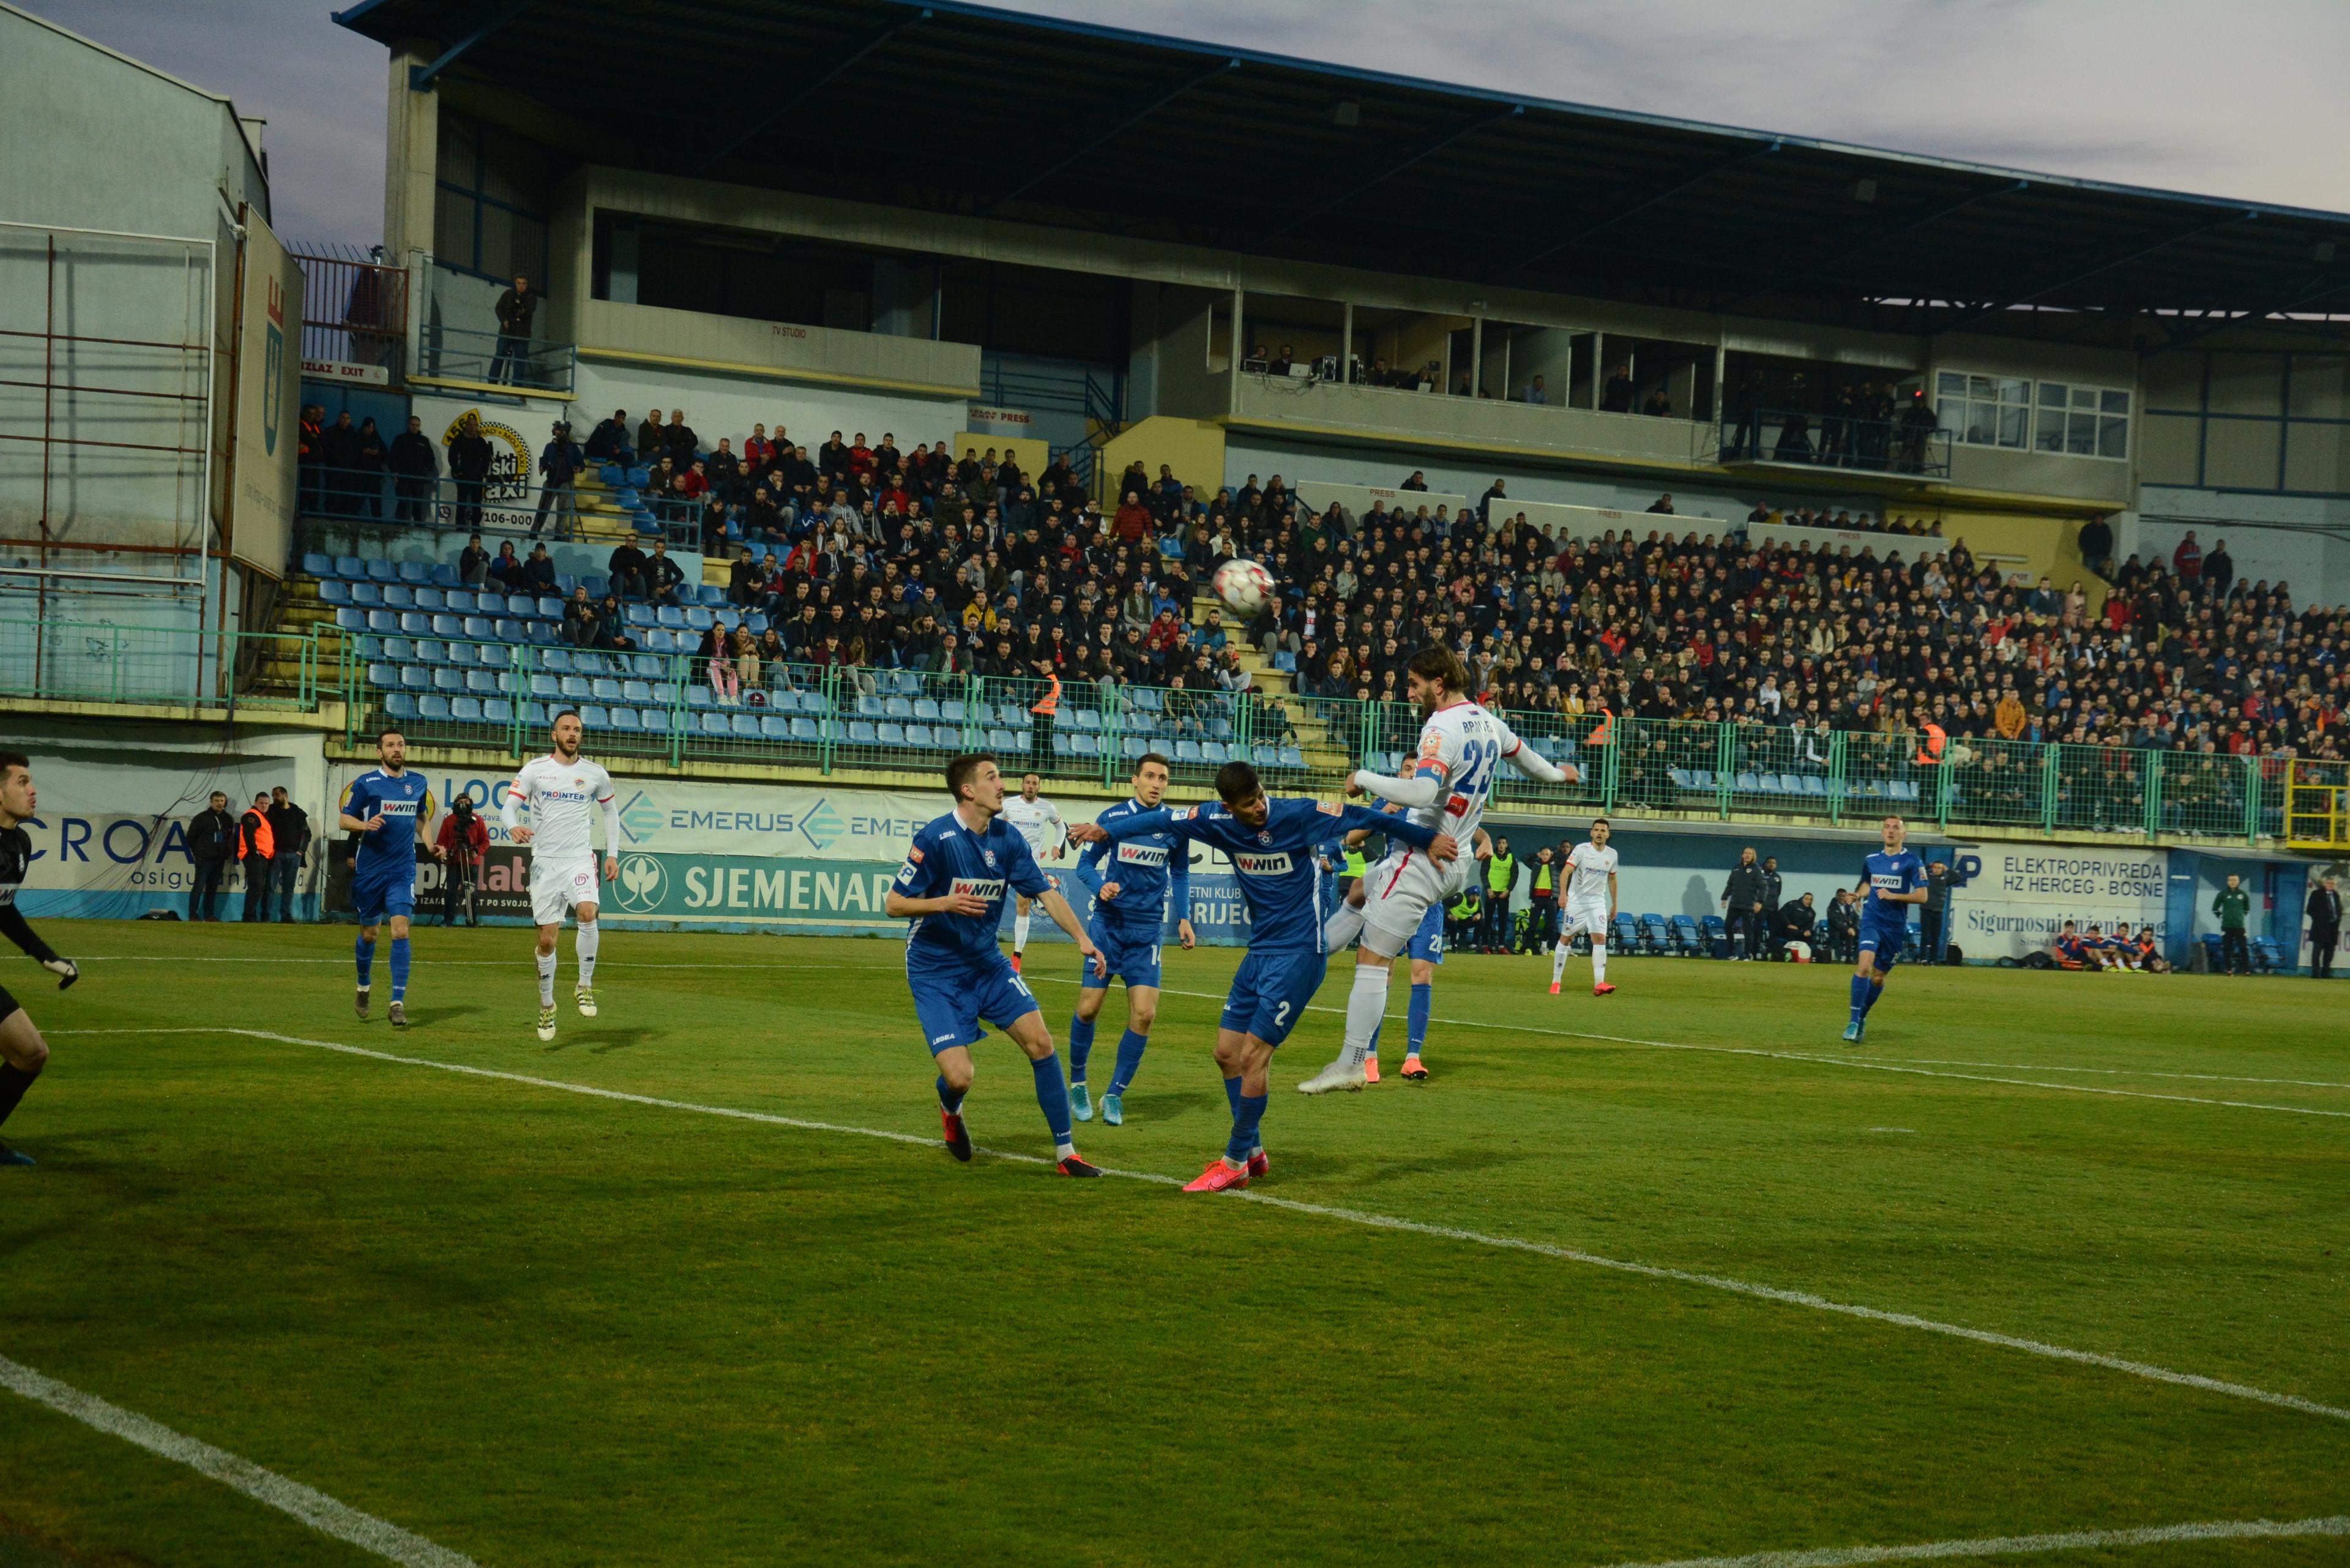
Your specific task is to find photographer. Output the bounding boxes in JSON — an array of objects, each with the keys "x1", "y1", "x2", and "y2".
[{"x1": 435, "y1": 793, "x2": 490, "y2": 927}]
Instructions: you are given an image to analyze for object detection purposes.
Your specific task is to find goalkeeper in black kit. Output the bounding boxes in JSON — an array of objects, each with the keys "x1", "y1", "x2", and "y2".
[{"x1": 0, "y1": 752, "x2": 80, "y2": 1166}]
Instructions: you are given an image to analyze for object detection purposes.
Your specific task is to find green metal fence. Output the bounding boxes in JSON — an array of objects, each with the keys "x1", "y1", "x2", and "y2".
[{"x1": 0, "y1": 619, "x2": 323, "y2": 711}]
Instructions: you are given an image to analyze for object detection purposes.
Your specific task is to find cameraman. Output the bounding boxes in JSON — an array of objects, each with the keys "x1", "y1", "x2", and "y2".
[{"x1": 435, "y1": 792, "x2": 490, "y2": 927}]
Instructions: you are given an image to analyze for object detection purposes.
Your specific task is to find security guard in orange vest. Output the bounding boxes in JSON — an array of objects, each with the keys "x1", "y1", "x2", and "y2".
[
  {"x1": 237, "y1": 791, "x2": 277, "y2": 923},
  {"x1": 1028, "y1": 662, "x2": 1061, "y2": 774},
  {"x1": 1914, "y1": 720, "x2": 1947, "y2": 766}
]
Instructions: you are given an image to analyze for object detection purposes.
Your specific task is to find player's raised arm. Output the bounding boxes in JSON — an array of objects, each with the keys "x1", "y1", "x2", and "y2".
[
  {"x1": 1334, "y1": 801, "x2": 1454, "y2": 863},
  {"x1": 1008, "y1": 828, "x2": 1103, "y2": 976},
  {"x1": 1501, "y1": 722, "x2": 1577, "y2": 785},
  {"x1": 1066, "y1": 821, "x2": 1111, "y2": 900},
  {"x1": 1347, "y1": 762, "x2": 1444, "y2": 807}
]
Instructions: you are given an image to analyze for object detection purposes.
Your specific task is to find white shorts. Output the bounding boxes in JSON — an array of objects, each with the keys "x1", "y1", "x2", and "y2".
[
  {"x1": 530, "y1": 854, "x2": 600, "y2": 925},
  {"x1": 1360, "y1": 847, "x2": 1472, "y2": 956},
  {"x1": 1565, "y1": 900, "x2": 1611, "y2": 938}
]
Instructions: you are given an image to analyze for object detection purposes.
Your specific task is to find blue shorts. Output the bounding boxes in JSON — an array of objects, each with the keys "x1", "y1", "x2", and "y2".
[
  {"x1": 1219, "y1": 947, "x2": 1328, "y2": 1047},
  {"x1": 908, "y1": 951, "x2": 1041, "y2": 1055},
  {"x1": 351, "y1": 862, "x2": 416, "y2": 923},
  {"x1": 1857, "y1": 920, "x2": 1909, "y2": 969},
  {"x1": 1080, "y1": 917, "x2": 1162, "y2": 990},
  {"x1": 1408, "y1": 904, "x2": 1445, "y2": 965}
]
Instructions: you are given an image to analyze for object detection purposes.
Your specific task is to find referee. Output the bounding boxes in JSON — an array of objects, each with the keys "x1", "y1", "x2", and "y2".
[{"x1": 0, "y1": 752, "x2": 80, "y2": 1167}]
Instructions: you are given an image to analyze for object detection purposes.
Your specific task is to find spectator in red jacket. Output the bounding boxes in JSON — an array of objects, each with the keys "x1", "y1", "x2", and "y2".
[
  {"x1": 434, "y1": 794, "x2": 490, "y2": 927},
  {"x1": 2172, "y1": 530, "x2": 2203, "y2": 585}
]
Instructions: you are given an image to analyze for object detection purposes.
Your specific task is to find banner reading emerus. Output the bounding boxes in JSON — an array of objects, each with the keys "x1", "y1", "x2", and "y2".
[{"x1": 1948, "y1": 843, "x2": 2169, "y2": 959}]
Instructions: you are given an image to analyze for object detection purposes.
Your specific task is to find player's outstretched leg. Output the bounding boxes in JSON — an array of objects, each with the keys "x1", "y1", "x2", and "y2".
[
  {"x1": 0, "y1": 1007, "x2": 52, "y2": 1167},
  {"x1": 1401, "y1": 977, "x2": 1432, "y2": 1077},
  {"x1": 354, "y1": 926, "x2": 376, "y2": 1018},
  {"x1": 1102, "y1": 1015, "x2": 1151, "y2": 1127},
  {"x1": 1844, "y1": 952, "x2": 1882, "y2": 1043},
  {"x1": 1005, "y1": 1012, "x2": 1097, "y2": 1175},
  {"x1": 1302, "y1": 943, "x2": 1390, "y2": 1094},
  {"x1": 1550, "y1": 936, "x2": 1570, "y2": 995},
  {"x1": 387, "y1": 917, "x2": 412, "y2": 1028},
  {"x1": 1591, "y1": 935, "x2": 1614, "y2": 996},
  {"x1": 1189, "y1": 1033, "x2": 1265, "y2": 1190},
  {"x1": 1067, "y1": 1003, "x2": 1097, "y2": 1122},
  {"x1": 936, "y1": 1063, "x2": 973, "y2": 1161},
  {"x1": 575, "y1": 913, "x2": 599, "y2": 1016}
]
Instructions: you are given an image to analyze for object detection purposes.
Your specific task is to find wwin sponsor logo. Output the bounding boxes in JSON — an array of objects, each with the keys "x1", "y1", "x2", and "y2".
[
  {"x1": 1232, "y1": 852, "x2": 1292, "y2": 877},
  {"x1": 951, "y1": 878, "x2": 1008, "y2": 901}
]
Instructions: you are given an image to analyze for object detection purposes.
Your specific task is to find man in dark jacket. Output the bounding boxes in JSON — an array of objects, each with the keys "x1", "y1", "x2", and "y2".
[
  {"x1": 320, "y1": 410, "x2": 363, "y2": 515},
  {"x1": 1919, "y1": 859, "x2": 1956, "y2": 964},
  {"x1": 585, "y1": 408, "x2": 634, "y2": 468},
  {"x1": 389, "y1": 414, "x2": 439, "y2": 523},
  {"x1": 187, "y1": 791, "x2": 236, "y2": 921},
  {"x1": 1826, "y1": 887, "x2": 1860, "y2": 964},
  {"x1": 447, "y1": 414, "x2": 492, "y2": 531},
  {"x1": 646, "y1": 538, "x2": 687, "y2": 606},
  {"x1": 531, "y1": 422, "x2": 582, "y2": 539},
  {"x1": 606, "y1": 540, "x2": 649, "y2": 600},
  {"x1": 457, "y1": 532, "x2": 491, "y2": 588},
  {"x1": 1723, "y1": 848, "x2": 1766, "y2": 960},
  {"x1": 2307, "y1": 874, "x2": 2341, "y2": 980},
  {"x1": 1758, "y1": 854, "x2": 1785, "y2": 958},
  {"x1": 237, "y1": 793, "x2": 275, "y2": 923},
  {"x1": 521, "y1": 543, "x2": 558, "y2": 594},
  {"x1": 265, "y1": 786, "x2": 310, "y2": 923},
  {"x1": 490, "y1": 275, "x2": 536, "y2": 384}
]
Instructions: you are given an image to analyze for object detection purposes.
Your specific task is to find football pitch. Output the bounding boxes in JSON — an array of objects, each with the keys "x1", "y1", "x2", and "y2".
[{"x1": 1, "y1": 923, "x2": 2344, "y2": 1568}]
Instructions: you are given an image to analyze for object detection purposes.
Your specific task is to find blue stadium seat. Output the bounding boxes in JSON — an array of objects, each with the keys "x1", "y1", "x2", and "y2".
[
  {"x1": 333, "y1": 555, "x2": 367, "y2": 580},
  {"x1": 698, "y1": 586, "x2": 728, "y2": 608},
  {"x1": 882, "y1": 695, "x2": 914, "y2": 720},
  {"x1": 398, "y1": 666, "x2": 431, "y2": 692},
  {"x1": 384, "y1": 693, "x2": 418, "y2": 719},
  {"x1": 318, "y1": 580, "x2": 351, "y2": 606},
  {"x1": 537, "y1": 597, "x2": 564, "y2": 620},
  {"x1": 724, "y1": 714, "x2": 756, "y2": 739},
  {"x1": 475, "y1": 591, "x2": 506, "y2": 615},
  {"x1": 1669, "y1": 915, "x2": 1703, "y2": 955},
  {"x1": 608, "y1": 707, "x2": 641, "y2": 733},
  {"x1": 592, "y1": 678, "x2": 622, "y2": 702},
  {"x1": 540, "y1": 648, "x2": 573, "y2": 674},
  {"x1": 684, "y1": 608, "x2": 714, "y2": 633},
  {"x1": 365, "y1": 560, "x2": 398, "y2": 584},
  {"x1": 426, "y1": 615, "x2": 460, "y2": 638},
  {"x1": 349, "y1": 581, "x2": 384, "y2": 607},
  {"x1": 1201, "y1": 742, "x2": 1228, "y2": 764},
  {"x1": 414, "y1": 588, "x2": 445, "y2": 612},
  {"x1": 356, "y1": 636, "x2": 384, "y2": 660},
  {"x1": 478, "y1": 644, "x2": 510, "y2": 669},
  {"x1": 367, "y1": 662, "x2": 399, "y2": 689},
  {"x1": 445, "y1": 589, "x2": 476, "y2": 613},
  {"x1": 1174, "y1": 739, "x2": 1204, "y2": 763},
  {"x1": 366, "y1": 611, "x2": 400, "y2": 633},
  {"x1": 430, "y1": 668, "x2": 464, "y2": 693},
  {"x1": 556, "y1": 575, "x2": 577, "y2": 595},
  {"x1": 685, "y1": 687, "x2": 714, "y2": 710},
  {"x1": 696, "y1": 712, "x2": 729, "y2": 737},
  {"x1": 382, "y1": 584, "x2": 415, "y2": 610},
  {"x1": 522, "y1": 701, "x2": 549, "y2": 726},
  {"x1": 912, "y1": 698, "x2": 942, "y2": 722},
  {"x1": 1637, "y1": 913, "x2": 1670, "y2": 954},
  {"x1": 625, "y1": 605, "x2": 655, "y2": 629},
  {"x1": 465, "y1": 670, "x2": 498, "y2": 695},
  {"x1": 412, "y1": 640, "x2": 446, "y2": 665},
  {"x1": 301, "y1": 553, "x2": 334, "y2": 578},
  {"x1": 397, "y1": 612, "x2": 431, "y2": 635},
  {"x1": 583, "y1": 577, "x2": 608, "y2": 599},
  {"x1": 483, "y1": 698, "x2": 513, "y2": 723},
  {"x1": 1613, "y1": 912, "x2": 1641, "y2": 951},
  {"x1": 526, "y1": 622, "x2": 557, "y2": 646},
  {"x1": 416, "y1": 695, "x2": 451, "y2": 720},
  {"x1": 429, "y1": 564, "x2": 460, "y2": 588},
  {"x1": 656, "y1": 607, "x2": 686, "y2": 630},
  {"x1": 789, "y1": 717, "x2": 822, "y2": 742},
  {"x1": 449, "y1": 696, "x2": 483, "y2": 722},
  {"x1": 458, "y1": 616, "x2": 490, "y2": 640},
  {"x1": 1070, "y1": 708, "x2": 1101, "y2": 733},
  {"x1": 397, "y1": 561, "x2": 430, "y2": 584},
  {"x1": 446, "y1": 642, "x2": 479, "y2": 669},
  {"x1": 640, "y1": 707, "x2": 670, "y2": 733},
  {"x1": 580, "y1": 704, "x2": 610, "y2": 729},
  {"x1": 381, "y1": 637, "x2": 415, "y2": 662}
]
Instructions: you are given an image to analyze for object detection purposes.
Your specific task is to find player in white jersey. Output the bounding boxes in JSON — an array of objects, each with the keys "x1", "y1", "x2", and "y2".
[
  {"x1": 1550, "y1": 818, "x2": 1621, "y2": 996},
  {"x1": 1300, "y1": 646, "x2": 1579, "y2": 1094},
  {"x1": 501, "y1": 709, "x2": 620, "y2": 1042},
  {"x1": 998, "y1": 772, "x2": 1065, "y2": 973}
]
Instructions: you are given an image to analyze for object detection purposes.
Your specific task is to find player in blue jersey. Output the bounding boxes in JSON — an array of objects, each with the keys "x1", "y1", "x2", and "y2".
[
  {"x1": 886, "y1": 752, "x2": 1106, "y2": 1176},
  {"x1": 339, "y1": 728, "x2": 442, "y2": 1028},
  {"x1": 1070, "y1": 760, "x2": 1457, "y2": 1192},
  {"x1": 1845, "y1": 813, "x2": 1928, "y2": 1042},
  {"x1": 1063, "y1": 752, "x2": 1195, "y2": 1127}
]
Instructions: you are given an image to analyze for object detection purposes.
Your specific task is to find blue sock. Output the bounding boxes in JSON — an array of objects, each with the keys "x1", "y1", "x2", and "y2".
[
  {"x1": 1365, "y1": 1020, "x2": 1381, "y2": 1059},
  {"x1": 1031, "y1": 1053, "x2": 1074, "y2": 1152},
  {"x1": 1223, "y1": 1073, "x2": 1242, "y2": 1119},
  {"x1": 389, "y1": 937, "x2": 411, "y2": 1002},
  {"x1": 1863, "y1": 978, "x2": 1886, "y2": 1017},
  {"x1": 936, "y1": 1074, "x2": 966, "y2": 1116},
  {"x1": 1226, "y1": 1092, "x2": 1267, "y2": 1165},
  {"x1": 1108, "y1": 1029, "x2": 1148, "y2": 1095},
  {"x1": 1067, "y1": 1013, "x2": 1097, "y2": 1083},
  {"x1": 355, "y1": 935, "x2": 375, "y2": 988},
  {"x1": 1408, "y1": 982, "x2": 1432, "y2": 1053},
  {"x1": 1848, "y1": 973, "x2": 1871, "y2": 1023}
]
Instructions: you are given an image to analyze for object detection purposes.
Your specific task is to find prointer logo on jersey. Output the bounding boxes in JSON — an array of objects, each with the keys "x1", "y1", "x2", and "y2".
[
  {"x1": 951, "y1": 877, "x2": 1008, "y2": 901},
  {"x1": 1233, "y1": 851, "x2": 1294, "y2": 877}
]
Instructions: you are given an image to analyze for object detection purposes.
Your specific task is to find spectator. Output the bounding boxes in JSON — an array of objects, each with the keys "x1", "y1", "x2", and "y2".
[
  {"x1": 1523, "y1": 845, "x2": 1559, "y2": 954},
  {"x1": 662, "y1": 409, "x2": 699, "y2": 469},
  {"x1": 2203, "y1": 537, "x2": 2234, "y2": 601},
  {"x1": 562, "y1": 588, "x2": 602, "y2": 648},
  {"x1": 1647, "y1": 493, "x2": 1676, "y2": 515},
  {"x1": 532, "y1": 420, "x2": 583, "y2": 538},
  {"x1": 1723, "y1": 847, "x2": 1766, "y2": 960},
  {"x1": 647, "y1": 538, "x2": 686, "y2": 605},
  {"x1": 1521, "y1": 375, "x2": 1548, "y2": 405},
  {"x1": 187, "y1": 791, "x2": 234, "y2": 922},
  {"x1": 389, "y1": 414, "x2": 437, "y2": 523},
  {"x1": 487, "y1": 540, "x2": 523, "y2": 589},
  {"x1": 2077, "y1": 514, "x2": 2114, "y2": 578},
  {"x1": 265, "y1": 785, "x2": 309, "y2": 924},
  {"x1": 2214, "y1": 873, "x2": 2251, "y2": 974},
  {"x1": 447, "y1": 413, "x2": 492, "y2": 531},
  {"x1": 1758, "y1": 854, "x2": 1783, "y2": 958},
  {"x1": 298, "y1": 403, "x2": 324, "y2": 512},
  {"x1": 1642, "y1": 387, "x2": 1672, "y2": 417},
  {"x1": 1777, "y1": 892, "x2": 1818, "y2": 955},
  {"x1": 596, "y1": 595, "x2": 636, "y2": 654},
  {"x1": 2307, "y1": 874, "x2": 2340, "y2": 980},
  {"x1": 586, "y1": 408, "x2": 634, "y2": 469},
  {"x1": 608, "y1": 539, "x2": 649, "y2": 601},
  {"x1": 320, "y1": 411, "x2": 362, "y2": 514},
  {"x1": 455, "y1": 532, "x2": 491, "y2": 589},
  {"x1": 1826, "y1": 887, "x2": 1860, "y2": 964},
  {"x1": 435, "y1": 793, "x2": 488, "y2": 927},
  {"x1": 237, "y1": 792, "x2": 274, "y2": 922},
  {"x1": 2173, "y1": 531, "x2": 2203, "y2": 590},
  {"x1": 352, "y1": 417, "x2": 388, "y2": 518},
  {"x1": 1601, "y1": 363, "x2": 1636, "y2": 413},
  {"x1": 1398, "y1": 470, "x2": 1429, "y2": 491},
  {"x1": 701, "y1": 622, "x2": 740, "y2": 705},
  {"x1": 490, "y1": 274, "x2": 536, "y2": 384},
  {"x1": 521, "y1": 543, "x2": 556, "y2": 594},
  {"x1": 1920, "y1": 859, "x2": 1956, "y2": 963}
]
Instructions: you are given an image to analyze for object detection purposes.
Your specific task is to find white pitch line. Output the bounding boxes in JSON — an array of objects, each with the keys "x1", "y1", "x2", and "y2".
[
  {"x1": 0, "y1": 1354, "x2": 477, "y2": 1567},
  {"x1": 1591, "y1": 1512, "x2": 2350, "y2": 1568},
  {"x1": 1023, "y1": 976, "x2": 2350, "y2": 1119},
  {"x1": 72, "y1": 957, "x2": 897, "y2": 971},
  {"x1": 1852, "y1": 1053, "x2": 2350, "y2": 1092},
  {"x1": 55, "y1": 1026, "x2": 2350, "y2": 1428}
]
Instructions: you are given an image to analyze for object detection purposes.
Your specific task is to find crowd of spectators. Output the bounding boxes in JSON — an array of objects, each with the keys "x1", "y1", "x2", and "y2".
[{"x1": 412, "y1": 403, "x2": 2344, "y2": 777}]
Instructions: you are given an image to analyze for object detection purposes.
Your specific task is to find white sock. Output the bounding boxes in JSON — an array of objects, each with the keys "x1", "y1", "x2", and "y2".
[
  {"x1": 576, "y1": 919, "x2": 599, "y2": 986},
  {"x1": 1013, "y1": 911, "x2": 1031, "y2": 952},
  {"x1": 1591, "y1": 939, "x2": 1607, "y2": 985},
  {"x1": 1338, "y1": 961, "x2": 1391, "y2": 1073},
  {"x1": 1324, "y1": 900, "x2": 1366, "y2": 953},
  {"x1": 536, "y1": 949, "x2": 557, "y2": 1007},
  {"x1": 1551, "y1": 941, "x2": 1570, "y2": 984}
]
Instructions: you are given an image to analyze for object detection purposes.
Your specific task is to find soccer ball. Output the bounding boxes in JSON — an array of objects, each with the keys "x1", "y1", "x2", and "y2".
[{"x1": 1214, "y1": 558, "x2": 1274, "y2": 617}]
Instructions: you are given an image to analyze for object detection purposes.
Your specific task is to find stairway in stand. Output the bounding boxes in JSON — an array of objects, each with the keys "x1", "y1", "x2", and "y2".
[{"x1": 1188, "y1": 594, "x2": 1352, "y2": 777}]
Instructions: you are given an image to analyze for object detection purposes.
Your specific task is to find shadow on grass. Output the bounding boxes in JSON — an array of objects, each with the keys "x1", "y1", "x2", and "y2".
[{"x1": 1109, "y1": 1089, "x2": 1220, "y2": 1124}]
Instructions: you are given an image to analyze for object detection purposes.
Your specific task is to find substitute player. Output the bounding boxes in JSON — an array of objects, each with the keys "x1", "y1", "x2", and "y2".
[
  {"x1": 504, "y1": 710, "x2": 620, "y2": 1042},
  {"x1": 999, "y1": 772, "x2": 1065, "y2": 973},
  {"x1": 886, "y1": 753, "x2": 1105, "y2": 1175},
  {"x1": 0, "y1": 752, "x2": 80, "y2": 1167},
  {"x1": 1302, "y1": 646, "x2": 1576, "y2": 1095},
  {"x1": 1551, "y1": 818, "x2": 1621, "y2": 996},
  {"x1": 341, "y1": 728, "x2": 441, "y2": 1027},
  {"x1": 1846, "y1": 813, "x2": 1928, "y2": 1042},
  {"x1": 1065, "y1": 752, "x2": 1195, "y2": 1126},
  {"x1": 1071, "y1": 761, "x2": 1455, "y2": 1191}
]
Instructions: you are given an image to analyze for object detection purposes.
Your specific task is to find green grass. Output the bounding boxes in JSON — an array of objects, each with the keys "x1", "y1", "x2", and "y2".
[{"x1": 1, "y1": 922, "x2": 2344, "y2": 1567}]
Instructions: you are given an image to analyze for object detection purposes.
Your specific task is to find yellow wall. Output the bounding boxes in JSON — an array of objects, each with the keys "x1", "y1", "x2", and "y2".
[
  {"x1": 952, "y1": 433, "x2": 1050, "y2": 483},
  {"x1": 1099, "y1": 416, "x2": 1227, "y2": 505},
  {"x1": 1928, "y1": 509, "x2": 2102, "y2": 606}
]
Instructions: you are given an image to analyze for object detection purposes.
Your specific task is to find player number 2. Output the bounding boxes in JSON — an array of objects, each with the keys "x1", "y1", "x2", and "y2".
[{"x1": 1274, "y1": 1001, "x2": 1292, "y2": 1029}]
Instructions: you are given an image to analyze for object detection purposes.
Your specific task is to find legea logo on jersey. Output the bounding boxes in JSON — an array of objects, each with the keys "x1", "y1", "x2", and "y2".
[
  {"x1": 617, "y1": 791, "x2": 664, "y2": 843},
  {"x1": 614, "y1": 853, "x2": 666, "y2": 912}
]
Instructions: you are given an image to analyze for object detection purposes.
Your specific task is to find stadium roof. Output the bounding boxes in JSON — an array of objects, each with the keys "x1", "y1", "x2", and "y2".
[{"x1": 334, "y1": 0, "x2": 2350, "y2": 349}]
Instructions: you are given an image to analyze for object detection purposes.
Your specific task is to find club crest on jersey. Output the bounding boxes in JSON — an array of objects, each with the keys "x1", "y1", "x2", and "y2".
[
  {"x1": 982, "y1": 848, "x2": 997, "y2": 867},
  {"x1": 1316, "y1": 800, "x2": 1343, "y2": 816}
]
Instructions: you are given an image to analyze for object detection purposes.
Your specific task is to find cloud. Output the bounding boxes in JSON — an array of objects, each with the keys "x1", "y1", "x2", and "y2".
[{"x1": 14, "y1": 0, "x2": 2346, "y2": 250}]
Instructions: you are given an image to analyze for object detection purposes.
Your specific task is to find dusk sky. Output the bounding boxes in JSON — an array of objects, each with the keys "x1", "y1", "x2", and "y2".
[{"x1": 23, "y1": 0, "x2": 2350, "y2": 248}]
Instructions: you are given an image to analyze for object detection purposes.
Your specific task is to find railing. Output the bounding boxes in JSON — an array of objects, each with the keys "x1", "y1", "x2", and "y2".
[
  {"x1": 298, "y1": 461, "x2": 600, "y2": 543},
  {"x1": 1719, "y1": 407, "x2": 1952, "y2": 479},
  {"x1": 293, "y1": 251, "x2": 408, "y2": 385},
  {"x1": 416, "y1": 326, "x2": 576, "y2": 396},
  {"x1": 0, "y1": 620, "x2": 323, "y2": 712},
  {"x1": 2283, "y1": 760, "x2": 2349, "y2": 850}
]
